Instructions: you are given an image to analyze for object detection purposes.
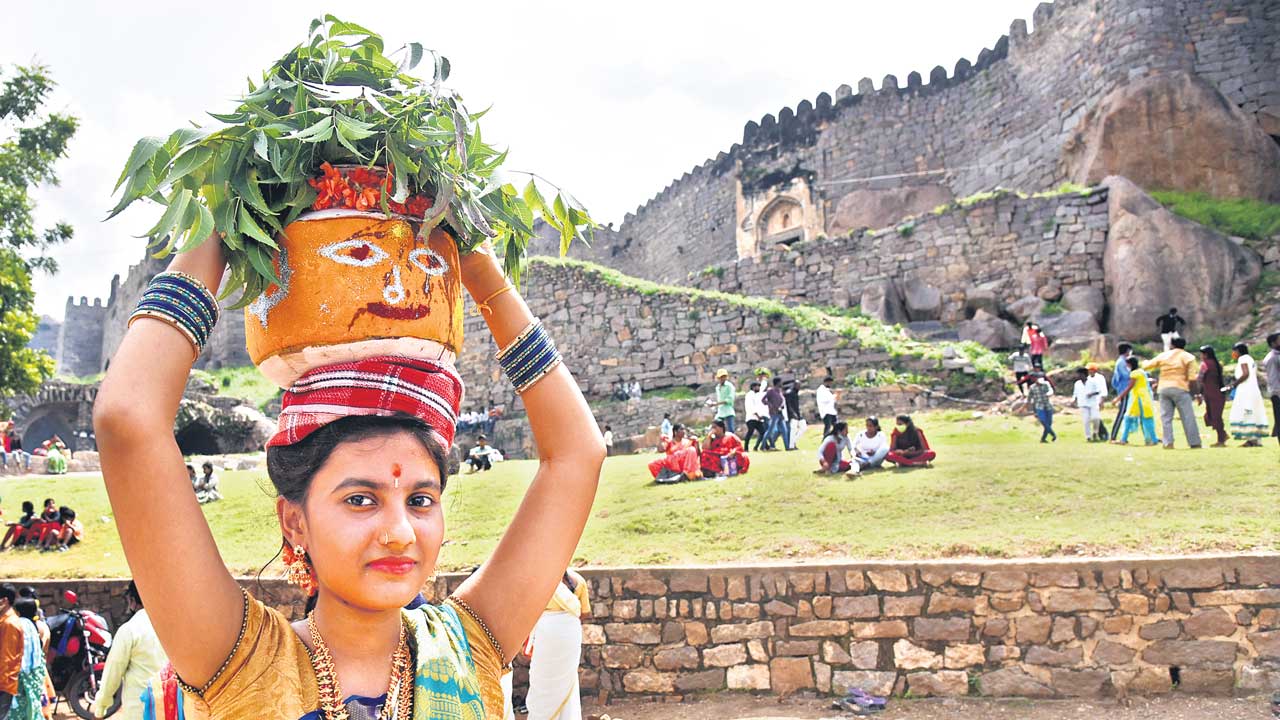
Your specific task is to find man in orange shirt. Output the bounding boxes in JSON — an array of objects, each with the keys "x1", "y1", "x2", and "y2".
[
  {"x1": 1142, "y1": 336, "x2": 1202, "y2": 449},
  {"x1": 0, "y1": 582, "x2": 25, "y2": 717}
]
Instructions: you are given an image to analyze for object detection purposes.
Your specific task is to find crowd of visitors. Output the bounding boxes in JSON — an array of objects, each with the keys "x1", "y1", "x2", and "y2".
[
  {"x1": 0, "y1": 498, "x2": 83, "y2": 553},
  {"x1": 0, "y1": 583, "x2": 57, "y2": 719},
  {"x1": 1011, "y1": 328, "x2": 1280, "y2": 450}
]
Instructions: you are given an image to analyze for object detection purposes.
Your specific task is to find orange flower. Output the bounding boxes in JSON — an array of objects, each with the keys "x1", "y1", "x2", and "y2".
[
  {"x1": 354, "y1": 186, "x2": 382, "y2": 211},
  {"x1": 405, "y1": 195, "x2": 433, "y2": 217},
  {"x1": 348, "y1": 166, "x2": 383, "y2": 189}
]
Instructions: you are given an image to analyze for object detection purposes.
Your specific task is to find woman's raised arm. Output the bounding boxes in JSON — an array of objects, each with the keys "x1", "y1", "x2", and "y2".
[
  {"x1": 453, "y1": 248, "x2": 605, "y2": 663},
  {"x1": 92, "y1": 237, "x2": 244, "y2": 688}
]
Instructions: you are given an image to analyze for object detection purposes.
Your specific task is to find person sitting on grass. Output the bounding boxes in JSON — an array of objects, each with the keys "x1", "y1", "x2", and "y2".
[
  {"x1": 648, "y1": 424, "x2": 702, "y2": 484},
  {"x1": 38, "y1": 506, "x2": 82, "y2": 552},
  {"x1": 195, "y1": 462, "x2": 223, "y2": 504},
  {"x1": 815, "y1": 422, "x2": 853, "y2": 475},
  {"x1": 0, "y1": 500, "x2": 36, "y2": 552},
  {"x1": 466, "y1": 435, "x2": 502, "y2": 473},
  {"x1": 885, "y1": 415, "x2": 936, "y2": 468},
  {"x1": 851, "y1": 417, "x2": 890, "y2": 472},
  {"x1": 700, "y1": 420, "x2": 750, "y2": 478}
]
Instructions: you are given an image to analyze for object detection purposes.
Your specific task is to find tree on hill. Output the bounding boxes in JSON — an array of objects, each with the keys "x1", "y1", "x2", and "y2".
[{"x1": 0, "y1": 64, "x2": 78, "y2": 404}]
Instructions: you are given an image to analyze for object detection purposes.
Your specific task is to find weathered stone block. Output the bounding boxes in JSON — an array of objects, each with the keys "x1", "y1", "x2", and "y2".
[
  {"x1": 812, "y1": 596, "x2": 832, "y2": 619},
  {"x1": 987, "y1": 645, "x2": 1021, "y2": 663},
  {"x1": 1176, "y1": 669, "x2": 1235, "y2": 695},
  {"x1": 981, "y1": 571, "x2": 1028, "y2": 592},
  {"x1": 623, "y1": 669, "x2": 675, "y2": 693},
  {"x1": 1041, "y1": 589, "x2": 1113, "y2": 612},
  {"x1": 669, "y1": 574, "x2": 709, "y2": 594},
  {"x1": 893, "y1": 639, "x2": 942, "y2": 670},
  {"x1": 989, "y1": 593, "x2": 1025, "y2": 612},
  {"x1": 703, "y1": 643, "x2": 748, "y2": 667},
  {"x1": 1182, "y1": 609, "x2": 1237, "y2": 638},
  {"x1": 606, "y1": 623, "x2": 661, "y2": 644},
  {"x1": 748, "y1": 639, "x2": 768, "y2": 662},
  {"x1": 867, "y1": 569, "x2": 910, "y2": 592},
  {"x1": 684, "y1": 622, "x2": 708, "y2": 645},
  {"x1": 982, "y1": 618, "x2": 1009, "y2": 639},
  {"x1": 1192, "y1": 589, "x2": 1280, "y2": 606},
  {"x1": 1050, "y1": 669, "x2": 1109, "y2": 697},
  {"x1": 613, "y1": 599, "x2": 638, "y2": 619},
  {"x1": 1024, "y1": 645, "x2": 1083, "y2": 666},
  {"x1": 951, "y1": 571, "x2": 982, "y2": 587},
  {"x1": 844, "y1": 571, "x2": 867, "y2": 592},
  {"x1": 654, "y1": 646, "x2": 700, "y2": 671},
  {"x1": 775, "y1": 640, "x2": 820, "y2": 657},
  {"x1": 770, "y1": 657, "x2": 815, "y2": 695},
  {"x1": 833, "y1": 595, "x2": 880, "y2": 619},
  {"x1": 764, "y1": 599, "x2": 797, "y2": 617},
  {"x1": 790, "y1": 620, "x2": 849, "y2": 637},
  {"x1": 603, "y1": 645, "x2": 646, "y2": 668},
  {"x1": 1093, "y1": 639, "x2": 1137, "y2": 665},
  {"x1": 710, "y1": 621, "x2": 774, "y2": 643},
  {"x1": 1016, "y1": 616, "x2": 1052, "y2": 644},
  {"x1": 1031, "y1": 570, "x2": 1081, "y2": 588},
  {"x1": 884, "y1": 595, "x2": 926, "y2": 617},
  {"x1": 851, "y1": 621, "x2": 909, "y2": 639},
  {"x1": 1141, "y1": 640, "x2": 1237, "y2": 668},
  {"x1": 1160, "y1": 566, "x2": 1224, "y2": 590},
  {"x1": 927, "y1": 594, "x2": 976, "y2": 614},
  {"x1": 905, "y1": 670, "x2": 968, "y2": 697},
  {"x1": 1117, "y1": 593, "x2": 1149, "y2": 614},
  {"x1": 1249, "y1": 630, "x2": 1280, "y2": 659},
  {"x1": 726, "y1": 576, "x2": 748, "y2": 600},
  {"x1": 625, "y1": 574, "x2": 669, "y2": 596},
  {"x1": 944, "y1": 643, "x2": 985, "y2": 669},
  {"x1": 914, "y1": 617, "x2": 971, "y2": 642},
  {"x1": 1103, "y1": 616, "x2": 1132, "y2": 634},
  {"x1": 978, "y1": 667, "x2": 1054, "y2": 697},
  {"x1": 726, "y1": 664, "x2": 770, "y2": 690},
  {"x1": 1050, "y1": 617, "x2": 1075, "y2": 643},
  {"x1": 832, "y1": 671, "x2": 897, "y2": 697},
  {"x1": 582, "y1": 624, "x2": 606, "y2": 645},
  {"x1": 1138, "y1": 619, "x2": 1180, "y2": 640},
  {"x1": 919, "y1": 569, "x2": 950, "y2": 587},
  {"x1": 675, "y1": 668, "x2": 725, "y2": 692}
]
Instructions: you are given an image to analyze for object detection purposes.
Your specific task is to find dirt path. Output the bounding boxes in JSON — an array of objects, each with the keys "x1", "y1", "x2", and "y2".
[{"x1": 583, "y1": 693, "x2": 1275, "y2": 720}]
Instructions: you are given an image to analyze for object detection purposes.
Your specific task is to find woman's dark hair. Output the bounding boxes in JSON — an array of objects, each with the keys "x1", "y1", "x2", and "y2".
[
  {"x1": 1126, "y1": 356, "x2": 1140, "y2": 370},
  {"x1": 43, "y1": 498, "x2": 54, "y2": 508},
  {"x1": 21, "y1": 501, "x2": 33, "y2": 515},
  {"x1": 712, "y1": 419, "x2": 726, "y2": 431},
  {"x1": 1118, "y1": 342, "x2": 1132, "y2": 354},
  {"x1": 1200, "y1": 346, "x2": 1223, "y2": 385},
  {"x1": 1232, "y1": 342, "x2": 1250, "y2": 357},
  {"x1": 18, "y1": 586, "x2": 36, "y2": 599},
  {"x1": 201, "y1": 462, "x2": 213, "y2": 471},
  {"x1": 896, "y1": 415, "x2": 919, "y2": 445},
  {"x1": 265, "y1": 414, "x2": 450, "y2": 505},
  {"x1": 749, "y1": 381, "x2": 759, "y2": 390},
  {"x1": 865, "y1": 417, "x2": 881, "y2": 432},
  {"x1": 14, "y1": 597, "x2": 37, "y2": 620},
  {"x1": 58, "y1": 506, "x2": 73, "y2": 520},
  {"x1": 671, "y1": 424, "x2": 685, "y2": 434},
  {"x1": 828, "y1": 421, "x2": 848, "y2": 438}
]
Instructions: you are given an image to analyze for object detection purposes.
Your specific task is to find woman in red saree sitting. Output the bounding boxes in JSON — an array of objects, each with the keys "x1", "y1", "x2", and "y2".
[
  {"x1": 649, "y1": 424, "x2": 702, "y2": 483},
  {"x1": 885, "y1": 415, "x2": 936, "y2": 467},
  {"x1": 700, "y1": 420, "x2": 750, "y2": 477}
]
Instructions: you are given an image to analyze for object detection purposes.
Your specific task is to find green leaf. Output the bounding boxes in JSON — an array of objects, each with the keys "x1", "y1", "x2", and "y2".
[
  {"x1": 178, "y1": 202, "x2": 217, "y2": 254},
  {"x1": 232, "y1": 170, "x2": 279, "y2": 230},
  {"x1": 237, "y1": 204, "x2": 280, "y2": 250},
  {"x1": 144, "y1": 187, "x2": 193, "y2": 240},
  {"x1": 165, "y1": 145, "x2": 214, "y2": 187},
  {"x1": 335, "y1": 112, "x2": 377, "y2": 140},
  {"x1": 246, "y1": 240, "x2": 283, "y2": 287},
  {"x1": 113, "y1": 136, "x2": 164, "y2": 191},
  {"x1": 253, "y1": 130, "x2": 270, "y2": 161},
  {"x1": 286, "y1": 114, "x2": 334, "y2": 142},
  {"x1": 407, "y1": 42, "x2": 423, "y2": 70}
]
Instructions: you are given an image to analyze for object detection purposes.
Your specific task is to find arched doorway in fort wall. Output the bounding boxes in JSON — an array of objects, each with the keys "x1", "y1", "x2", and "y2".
[{"x1": 735, "y1": 175, "x2": 824, "y2": 260}]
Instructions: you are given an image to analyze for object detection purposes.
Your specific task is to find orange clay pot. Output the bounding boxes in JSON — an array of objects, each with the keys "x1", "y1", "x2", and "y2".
[{"x1": 244, "y1": 209, "x2": 463, "y2": 388}]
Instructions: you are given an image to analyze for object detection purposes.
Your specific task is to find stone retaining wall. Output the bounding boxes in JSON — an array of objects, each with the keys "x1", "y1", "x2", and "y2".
[{"x1": 16, "y1": 554, "x2": 1277, "y2": 701}]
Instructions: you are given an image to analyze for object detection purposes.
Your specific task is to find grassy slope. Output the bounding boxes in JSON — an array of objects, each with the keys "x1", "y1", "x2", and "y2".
[
  {"x1": 3, "y1": 410, "x2": 1275, "y2": 580},
  {"x1": 1149, "y1": 190, "x2": 1280, "y2": 243}
]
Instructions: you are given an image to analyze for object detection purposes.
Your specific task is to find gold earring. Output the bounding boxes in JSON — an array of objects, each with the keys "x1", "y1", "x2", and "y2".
[{"x1": 284, "y1": 543, "x2": 317, "y2": 596}]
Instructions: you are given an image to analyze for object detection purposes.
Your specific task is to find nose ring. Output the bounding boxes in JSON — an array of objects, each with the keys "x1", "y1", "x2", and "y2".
[{"x1": 381, "y1": 532, "x2": 390, "y2": 546}]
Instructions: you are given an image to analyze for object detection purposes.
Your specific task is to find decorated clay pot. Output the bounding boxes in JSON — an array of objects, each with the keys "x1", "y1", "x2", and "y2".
[{"x1": 245, "y1": 209, "x2": 463, "y2": 388}]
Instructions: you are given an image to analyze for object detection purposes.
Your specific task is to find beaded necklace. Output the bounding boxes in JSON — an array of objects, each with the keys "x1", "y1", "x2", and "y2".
[{"x1": 307, "y1": 614, "x2": 414, "y2": 720}]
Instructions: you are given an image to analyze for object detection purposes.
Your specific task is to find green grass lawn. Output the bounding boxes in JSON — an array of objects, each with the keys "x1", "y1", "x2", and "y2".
[{"x1": 2, "y1": 410, "x2": 1277, "y2": 580}]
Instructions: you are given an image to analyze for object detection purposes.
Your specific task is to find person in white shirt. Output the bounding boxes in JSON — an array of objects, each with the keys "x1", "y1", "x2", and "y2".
[
  {"x1": 850, "y1": 417, "x2": 890, "y2": 473},
  {"x1": 602, "y1": 425, "x2": 614, "y2": 456},
  {"x1": 467, "y1": 435, "x2": 501, "y2": 472},
  {"x1": 1071, "y1": 365, "x2": 1108, "y2": 441},
  {"x1": 815, "y1": 422, "x2": 853, "y2": 475},
  {"x1": 815, "y1": 376, "x2": 838, "y2": 437},
  {"x1": 92, "y1": 581, "x2": 168, "y2": 719},
  {"x1": 742, "y1": 381, "x2": 767, "y2": 451}
]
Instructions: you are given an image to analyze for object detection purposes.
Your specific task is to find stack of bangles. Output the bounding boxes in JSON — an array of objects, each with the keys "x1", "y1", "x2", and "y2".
[
  {"x1": 127, "y1": 271, "x2": 220, "y2": 359},
  {"x1": 497, "y1": 319, "x2": 562, "y2": 394}
]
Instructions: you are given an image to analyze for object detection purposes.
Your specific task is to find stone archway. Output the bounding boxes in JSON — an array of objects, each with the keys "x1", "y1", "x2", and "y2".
[
  {"x1": 756, "y1": 196, "x2": 805, "y2": 247},
  {"x1": 20, "y1": 404, "x2": 79, "y2": 453},
  {"x1": 175, "y1": 422, "x2": 221, "y2": 456}
]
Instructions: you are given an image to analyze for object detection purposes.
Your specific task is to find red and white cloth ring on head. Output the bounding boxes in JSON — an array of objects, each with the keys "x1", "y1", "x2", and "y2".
[{"x1": 267, "y1": 355, "x2": 464, "y2": 449}]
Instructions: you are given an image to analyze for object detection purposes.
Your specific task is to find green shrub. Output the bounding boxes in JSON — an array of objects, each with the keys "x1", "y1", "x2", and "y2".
[
  {"x1": 1041, "y1": 300, "x2": 1065, "y2": 316},
  {"x1": 1149, "y1": 190, "x2": 1280, "y2": 242}
]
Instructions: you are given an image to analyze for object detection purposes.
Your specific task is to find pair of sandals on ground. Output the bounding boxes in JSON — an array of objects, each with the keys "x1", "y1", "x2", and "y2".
[{"x1": 832, "y1": 687, "x2": 887, "y2": 715}]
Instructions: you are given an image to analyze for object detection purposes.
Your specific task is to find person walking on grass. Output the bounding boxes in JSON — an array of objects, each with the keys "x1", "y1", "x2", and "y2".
[
  {"x1": 762, "y1": 377, "x2": 788, "y2": 451},
  {"x1": 713, "y1": 369, "x2": 736, "y2": 435},
  {"x1": 1027, "y1": 323, "x2": 1049, "y2": 371},
  {"x1": 1196, "y1": 346, "x2": 1228, "y2": 447},
  {"x1": 1009, "y1": 348, "x2": 1033, "y2": 396},
  {"x1": 742, "y1": 381, "x2": 767, "y2": 451},
  {"x1": 1225, "y1": 342, "x2": 1268, "y2": 447},
  {"x1": 1109, "y1": 343, "x2": 1134, "y2": 441},
  {"x1": 1027, "y1": 372, "x2": 1057, "y2": 443},
  {"x1": 1264, "y1": 332, "x2": 1280, "y2": 447},
  {"x1": 1143, "y1": 336, "x2": 1202, "y2": 449},
  {"x1": 815, "y1": 376, "x2": 838, "y2": 437},
  {"x1": 1113, "y1": 356, "x2": 1159, "y2": 446},
  {"x1": 1071, "y1": 366, "x2": 1107, "y2": 442}
]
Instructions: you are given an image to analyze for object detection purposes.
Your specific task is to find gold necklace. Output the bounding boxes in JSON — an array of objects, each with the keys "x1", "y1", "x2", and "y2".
[{"x1": 307, "y1": 613, "x2": 414, "y2": 720}]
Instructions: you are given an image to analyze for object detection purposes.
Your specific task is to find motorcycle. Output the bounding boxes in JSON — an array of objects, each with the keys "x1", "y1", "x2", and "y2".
[{"x1": 46, "y1": 590, "x2": 121, "y2": 719}]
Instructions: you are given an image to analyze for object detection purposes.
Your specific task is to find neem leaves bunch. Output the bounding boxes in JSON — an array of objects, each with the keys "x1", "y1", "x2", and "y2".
[{"x1": 110, "y1": 15, "x2": 593, "y2": 306}]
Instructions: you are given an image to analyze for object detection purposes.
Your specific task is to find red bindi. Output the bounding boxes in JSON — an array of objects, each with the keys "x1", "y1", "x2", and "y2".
[{"x1": 391, "y1": 463, "x2": 402, "y2": 478}]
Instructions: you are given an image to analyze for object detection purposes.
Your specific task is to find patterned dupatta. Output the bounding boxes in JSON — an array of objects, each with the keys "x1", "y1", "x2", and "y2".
[{"x1": 141, "y1": 602, "x2": 489, "y2": 720}]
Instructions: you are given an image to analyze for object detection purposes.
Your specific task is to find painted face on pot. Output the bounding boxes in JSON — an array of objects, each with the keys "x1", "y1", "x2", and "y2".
[{"x1": 245, "y1": 215, "x2": 464, "y2": 367}]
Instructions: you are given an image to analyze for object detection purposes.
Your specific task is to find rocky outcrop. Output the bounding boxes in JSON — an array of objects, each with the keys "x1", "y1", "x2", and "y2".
[
  {"x1": 828, "y1": 185, "x2": 954, "y2": 235},
  {"x1": 1063, "y1": 73, "x2": 1280, "y2": 202},
  {"x1": 860, "y1": 280, "x2": 909, "y2": 325},
  {"x1": 959, "y1": 310, "x2": 1020, "y2": 350},
  {"x1": 1103, "y1": 176, "x2": 1262, "y2": 343}
]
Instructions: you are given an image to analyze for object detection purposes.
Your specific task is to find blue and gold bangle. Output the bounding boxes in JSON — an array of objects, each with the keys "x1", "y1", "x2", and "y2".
[
  {"x1": 127, "y1": 270, "x2": 220, "y2": 360},
  {"x1": 496, "y1": 320, "x2": 562, "y2": 394}
]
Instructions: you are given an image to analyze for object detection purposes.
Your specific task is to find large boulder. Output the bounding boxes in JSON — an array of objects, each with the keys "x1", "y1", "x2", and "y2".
[
  {"x1": 958, "y1": 310, "x2": 1020, "y2": 349},
  {"x1": 964, "y1": 286, "x2": 1002, "y2": 317},
  {"x1": 1007, "y1": 296, "x2": 1046, "y2": 324},
  {"x1": 1062, "y1": 72, "x2": 1280, "y2": 202},
  {"x1": 903, "y1": 279, "x2": 943, "y2": 322},
  {"x1": 860, "y1": 279, "x2": 908, "y2": 325},
  {"x1": 1035, "y1": 311, "x2": 1100, "y2": 340},
  {"x1": 828, "y1": 184, "x2": 954, "y2": 234},
  {"x1": 1103, "y1": 176, "x2": 1262, "y2": 342},
  {"x1": 1051, "y1": 334, "x2": 1118, "y2": 363},
  {"x1": 1062, "y1": 286, "x2": 1106, "y2": 325}
]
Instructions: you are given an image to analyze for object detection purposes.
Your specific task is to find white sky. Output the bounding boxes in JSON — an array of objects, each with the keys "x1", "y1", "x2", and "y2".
[{"x1": 3, "y1": 0, "x2": 1042, "y2": 318}]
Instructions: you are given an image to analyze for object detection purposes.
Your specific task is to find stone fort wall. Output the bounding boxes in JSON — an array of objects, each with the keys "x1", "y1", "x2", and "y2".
[
  {"x1": 560, "y1": 0, "x2": 1278, "y2": 284},
  {"x1": 16, "y1": 553, "x2": 1280, "y2": 701},
  {"x1": 54, "y1": 296, "x2": 107, "y2": 377}
]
